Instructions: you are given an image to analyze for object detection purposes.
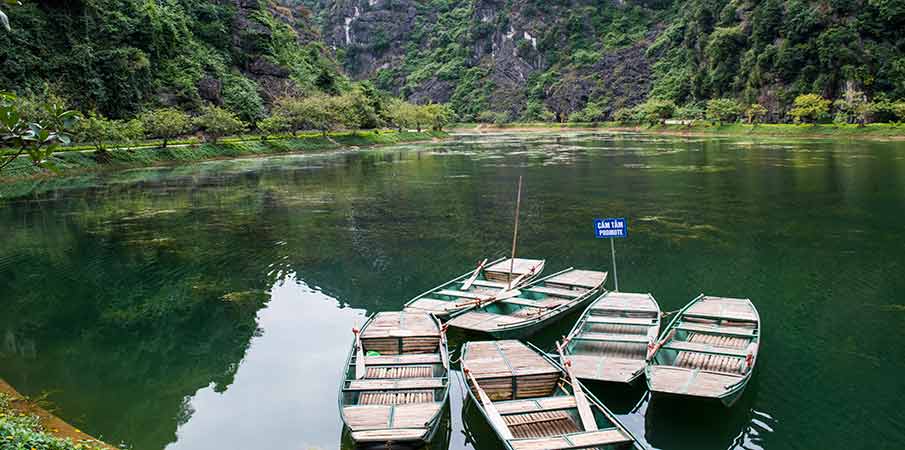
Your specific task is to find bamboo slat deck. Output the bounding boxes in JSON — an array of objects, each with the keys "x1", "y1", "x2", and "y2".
[
  {"x1": 340, "y1": 312, "x2": 449, "y2": 444},
  {"x1": 562, "y1": 291, "x2": 661, "y2": 384},
  {"x1": 403, "y1": 257, "x2": 546, "y2": 318},
  {"x1": 461, "y1": 341, "x2": 643, "y2": 450},
  {"x1": 448, "y1": 268, "x2": 607, "y2": 339},
  {"x1": 647, "y1": 294, "x2": 760, "y2": 406}
]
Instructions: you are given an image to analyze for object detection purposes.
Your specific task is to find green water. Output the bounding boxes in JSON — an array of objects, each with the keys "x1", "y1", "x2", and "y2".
[{"x1": 1, "y1": 131, "x2": 904, "y2": 450}]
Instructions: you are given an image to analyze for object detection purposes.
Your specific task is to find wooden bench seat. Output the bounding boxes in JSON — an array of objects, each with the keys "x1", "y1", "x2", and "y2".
[
  {"x1": 502, "y1": 298, "x2": 560, "y2": 309},
  {"x1": 585, "y1": 316, "x2": 657, "y2": 326},
  {"x1": 508, "y1": 429, "x2": 631, "y2": 450},
  {"x1": 495, "y1": 396, "x2": 577, "y2": 415},
  {"x1": 525, "y1": 286, "x2": 583, "y2": 298},
  {"x1": 663, "y1": 340, "x2": 748, "y2": 357},
  {"x1": 676, "y1": 322, "x2": 757, "y2": 337},
  {"x1": 466, "y1": 279, "x2": 508, "y2": 289},
  {"x1": 435, "y1": 289, "x2": 487, "y2": 299},
  {"x1": 345, "y1": 378, "x2": 446, "y2": 391},
  {"x1": 364, "y1": 354, "x2": 441, "y2": 366},
  {"x1": 574, "y1": 332, "x2": 649, "y2": 344}
]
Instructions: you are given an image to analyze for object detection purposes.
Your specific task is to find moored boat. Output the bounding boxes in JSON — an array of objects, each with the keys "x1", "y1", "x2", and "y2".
[
  {"x1": 339, "y1": 311, "x2": 450, "y2": 446},
  {"x1": 446, "y1": 268, "x2": 607, "y2": 339},
  {"x1": 403, "y1": 257, "x2": 546, "y2": 319},
  {"x1": 559, "y1": 291, "x2": 661, "y2": 384},
  {"x1": 646, "y1": 294, "x2": 760, "y2": 407},
  {"x1": 461, "y1": 340, "x2": 645, "y2": 450}
]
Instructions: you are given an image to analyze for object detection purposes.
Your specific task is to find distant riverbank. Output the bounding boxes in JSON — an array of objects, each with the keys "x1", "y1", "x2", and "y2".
[
  {"x1": 456, "y1": 122, "x2": 905, "y2": 140},
  {"x1": 0, "y1": 378, "x2": 116, "y2": 450},
  {"x1": 0, "y1": 130, "x2": 447, "y2": 183}
]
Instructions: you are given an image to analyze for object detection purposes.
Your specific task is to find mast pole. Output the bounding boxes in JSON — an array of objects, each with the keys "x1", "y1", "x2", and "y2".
[{"x1": 508, "y1": 176, "x2": 522, "y2": 289}]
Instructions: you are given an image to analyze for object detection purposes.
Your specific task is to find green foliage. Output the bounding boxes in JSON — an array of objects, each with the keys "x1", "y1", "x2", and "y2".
[
  {"x1": 194, "y1": 105, "x2": 246, "y2": 142},
  {"x1": 477, "y1": 110, "x2": 511, "y2": 125},
  {"x1": 0, "y1": 394, "x2": 107, "y2": 450},
  {"x1": 569, "y1": 102, "x2": 607, "y2": 123},
  {"x1": 421, "y1": 103, "x2": 455, "y2": 131},
  {"x1": 222, "y1": 72, "x2": 265, "y2": 125},
  {"x1": 675, "y1": 102, "x2": 706, "y2": 120},
  {"x1": 257, "y1": 113, "x2": 291, "y2": 137},
  {"x1": 0, "y1": 91, "x2": 79, "y2": 172},
  {"x1": 77, "y1": 112, "x2": 143, "y2": 152},
  {"x1": 639, "y1": 98, "x2": 676, "y2": 124},
  {"x1": 745, "y1": 103, "x2": 769, "y2": 124},
  {"x1": 298, "y1": 95, "x2": 341, "y2": 135},
  {"x1": 706, "y1": 98, "x2": 744, "y2": 124},
  {"x1": 788, "y1": 94, "x2": 831, "y2": 123},
  {"x1": 140, "y1": 107, "x2": 190, "y2": 147}
]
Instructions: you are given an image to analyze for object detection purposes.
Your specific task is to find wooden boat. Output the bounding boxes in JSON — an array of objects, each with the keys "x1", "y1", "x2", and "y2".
[
  {"x1": 461, "y1": 340, "x2": 645, "y2": 450},
  {"x1": 559, "y1": 291, "x2": 661, "y2": 384},
  {"x1": 646, "y1": 294, "x2": 760, "y2": 407},
  {"x1": 403, "y1": 257, "x2": 546, "y2": 319},
  {"x1": 446, "y1": 268, "x2": 608, "y2": 339},
  {"x1": 339, "y1": 311, "x2": 450, "y2": 446}
]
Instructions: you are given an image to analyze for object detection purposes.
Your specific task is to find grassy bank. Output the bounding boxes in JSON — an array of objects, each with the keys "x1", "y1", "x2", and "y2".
[
  {"x1": 0, "y1": 379, "x2": 115, "y2": 450},
  {"x1": 0, "y1": 130, "x2": 446, "y2": 182},
  {"x1": 454, "y1": 122, "x2": 905, "y2": 139}
]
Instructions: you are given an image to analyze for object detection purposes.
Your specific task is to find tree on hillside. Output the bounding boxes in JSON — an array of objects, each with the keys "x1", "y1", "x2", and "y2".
[
  {"x1": 745, "y1": 104, "x2": 768, "y2": 125},
  {"x1": 271, "y1": 96, "x2": 307, "y2": 136},
  {"x1": 300, "y1": 95, "x2": 341, "y2": 136},
  {"x1": 0, "y1": 92, "x2": 79, "y2": 173},
  {"x1": 706, "y1": 98, "x2": 743, "y2": 124},
  {"x1": 78, "y1": 113, "x2": 143, "y2": 153},
  {"x1": 422, "y1": 103, "x2": 455, "y2": 131},
  {"x1": 788, "y1": 94, "x2": 831, "y2": 123},
  {"x1": 194, "y1": 106, "x2": 245, "y2": 143},
  {"x1": 386, "y1": 99, "x2": 415, "y2": 132},
  {"x1": 257, "y1": 113, "x2": 291, "y2": 139},
  {"x1": 141, "y1": 108, "x2": 191, "y2": 148},
  {"x1": 640, "y1": 99, "x2": 676, "y2": 125}
]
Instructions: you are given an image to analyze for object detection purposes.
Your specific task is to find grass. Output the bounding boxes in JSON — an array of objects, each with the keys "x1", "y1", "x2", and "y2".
[
  {"x1": 0, "y1": 394, "x2": 108, "y2": 450},
  {"x1": 454, "y1": 121, "x2": 905, "y2": 138},
  {"x1": 0, "y1": 130, "x2": 446, "y2": 182}
]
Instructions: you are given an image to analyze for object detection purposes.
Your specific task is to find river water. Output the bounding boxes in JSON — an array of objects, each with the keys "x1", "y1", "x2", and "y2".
[{"x1": 1, "y1": 131, "x2": 903, "y2": 450}]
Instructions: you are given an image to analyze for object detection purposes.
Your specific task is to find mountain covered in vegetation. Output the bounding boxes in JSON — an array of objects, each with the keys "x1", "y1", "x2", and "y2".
[{"x1": 2, "y1": 0, "x2": 904, "y2": 122}]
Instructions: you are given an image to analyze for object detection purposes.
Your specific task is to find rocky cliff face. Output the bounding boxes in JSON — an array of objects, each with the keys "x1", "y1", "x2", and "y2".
[{"x1": 315, "y1": 0, "x2": 661, "y2": 119}]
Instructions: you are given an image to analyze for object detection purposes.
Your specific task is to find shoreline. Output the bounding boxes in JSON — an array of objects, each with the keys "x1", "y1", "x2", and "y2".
[
  {"x1": 0, "y1": 130, "x2": 447, "y2": 184},
  {"x1": 453, "y1": 122, "x2": 905, "y2": 141},
  {"x1": 0, "y1": 377, "x2": 117, "y2": 449}
]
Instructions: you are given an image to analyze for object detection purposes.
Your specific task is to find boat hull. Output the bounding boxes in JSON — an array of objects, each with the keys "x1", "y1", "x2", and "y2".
[{"x1": 485, "y1": 293, "x2": 597, "y2": 340}]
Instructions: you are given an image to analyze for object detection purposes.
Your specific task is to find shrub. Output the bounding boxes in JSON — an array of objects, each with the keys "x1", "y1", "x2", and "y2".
[
  {"x1": 141, "y1": 108, "x2": 191, "y2": 148},
  {"x1": 569, "y1": 102, "x2": 607, "y2": 123},
  {"x1": 788, "y1": 94, "x2": 831, "y2": 123},
  {"x1": 640, "y1": 99, "x2": 676, "y2": 125},
  {"x1": 675, "y1": 102, "x2": 706, "y2": 120},
  {"x1": 194, "y1": 106, "x2": 246, "y2": 143},
  {"x1": 78, "y1": 113, "x2": 143, "y2": 152},
  {"x1": 745, "y1": 104, "x2": 768, "y2": 124},
  {"x1": 706, "y1": 98, "x2": 744, "y2": 124}
]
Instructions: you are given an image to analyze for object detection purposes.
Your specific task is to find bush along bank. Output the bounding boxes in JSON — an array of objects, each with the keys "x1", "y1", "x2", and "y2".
[
  {"x1": 456, "y1": 121, "x2": 905, "y2": 139},
  {"x1": 0, "y1": 379, "x2": 116, "y2": 450},
  {"x1": 0, "y1": 130, "x2": 446, "y2": 182}
]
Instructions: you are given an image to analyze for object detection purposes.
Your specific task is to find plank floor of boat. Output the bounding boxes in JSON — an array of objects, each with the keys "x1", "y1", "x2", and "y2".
[
  {"x1": 508, "y1": 429, "x2": 632, "y2": 450},
  {"x1": 566, "y1": 354, "x2": 646, "y2": 383},
  {"x1": 464, "y1": 341, "x2": 560, "y2": 378},
  {"x1": 684, "y1": 296, "x2": 758, "y2": 322},
  {"x1": 506, "y1": 410, "x2": 580, "y2": 438},
  {"x1": 361, "y1": 311, "x2": 439, "y2": 339},
  {"x1": 343, "y1": 403, "x2": 441, "y2": 438},
  {"x1": 485, "y1": 258, "x2": 544, "y2": 276},
  {"x1": 648, "y1": 366, "x2": 743, "y2": 397},
  {"x1": 591, "y1": 291, "x2": 659, "y2": 314},
  {"x1": 677, "y1": 320, "x2": 757, "y2": 337},
  {"x1": 543, "y1": 269, "x2": 608, "y2": 290},
  {"x1": 448, "y1": 311, "x2": 526, "y2": 331},
  {"x1": 404, "y1": 298, "x2": 455, "y2": 314}
]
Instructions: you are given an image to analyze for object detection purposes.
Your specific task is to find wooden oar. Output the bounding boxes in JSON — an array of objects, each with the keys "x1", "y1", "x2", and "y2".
[
  {"x1": 440, "y1": 324, "x2": 450, "y2": 370},
  {"x1": 449, "y1": 288, "x2": 522, "y2": 310},
  {"x1": 463, "y1": 366, "x2": 513, "y2": 440},
  {"x1": 505, "y1": 260, "x2": 543, "y2": 290},
  {"x1": 461, "y1": 258, "x2": 488, "y2": 291},
  {"x1": 556, "y1": 341, "x2": 598, "y2": 432},
  {"x1": 352, "y1": 327, "x2": 365, "y2": 379}
]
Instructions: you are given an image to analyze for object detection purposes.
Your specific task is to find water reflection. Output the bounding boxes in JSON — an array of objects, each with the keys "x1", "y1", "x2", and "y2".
[{"x1": 2, "y1": 132, "x2": 904, "y2": 450}]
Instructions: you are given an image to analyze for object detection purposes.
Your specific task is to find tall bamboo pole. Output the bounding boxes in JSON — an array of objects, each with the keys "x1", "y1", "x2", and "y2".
[{"x1": 508, "y1": 176, "x2": 522, "y2": 289}]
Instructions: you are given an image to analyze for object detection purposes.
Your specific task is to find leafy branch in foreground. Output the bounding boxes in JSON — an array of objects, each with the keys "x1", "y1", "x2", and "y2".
[{"x1": 0, "y1": 92, "x2": 80, "y2": 172}]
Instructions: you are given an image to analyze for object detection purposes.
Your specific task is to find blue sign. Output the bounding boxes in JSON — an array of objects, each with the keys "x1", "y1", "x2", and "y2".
[{"x1": 594, "y1": 218, "x2": 627, "y2": 238}]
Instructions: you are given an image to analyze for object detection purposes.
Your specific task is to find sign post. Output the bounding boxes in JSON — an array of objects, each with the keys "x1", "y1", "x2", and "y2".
[{"x1": 594, "y1": 218, "x2": 627, "y2": 292}]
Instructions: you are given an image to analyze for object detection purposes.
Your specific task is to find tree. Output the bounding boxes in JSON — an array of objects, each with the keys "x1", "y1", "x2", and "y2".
[
  {"x1": 788, "y1": 94, "x2": 831, "y2": 124},
  {"x1": 386, "y1": 99, "x2": 415, "y2": 132},
  {"x1": 78, "y1": 112, "x2": 143, "y2": 153},
  {"x1": 299, "y1": 95, "x2": 341, "y2": 136},
  {"x1": 675, "y1": 102, "x2": 706, "y2": 121},
  {"x1": 271, "y1": 97, "x2": 307, "y2": 136},
  {"x1": 422, "y1": 103, "x2": 455, "y2": 131},
  {"x1": 706, "y1": 98, "x2": 744, "y2": 124},
  {"x1": 194, "y1": 106, "x2": 245, "y2": 143},
  {"x1": 640, "y1": 99, "x2": 676, "y2": 125},
  {"x1": 0, "y1": 92, "x2": 79, "y2": 173},
  {"x1": 745, "y1": 104, "x2": 768, "y2": 124},
  {"x1": 141, "y1": 108, "x2": 191, "y2": 148},
  {"x1": 257, "y1": 113, "x2": 291, "y2": 139}
]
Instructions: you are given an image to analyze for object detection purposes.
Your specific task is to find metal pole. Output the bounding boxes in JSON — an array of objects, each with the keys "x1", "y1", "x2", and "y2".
[{"x1": 610, "y1": 238, "x2": 619, "y2": 292}]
